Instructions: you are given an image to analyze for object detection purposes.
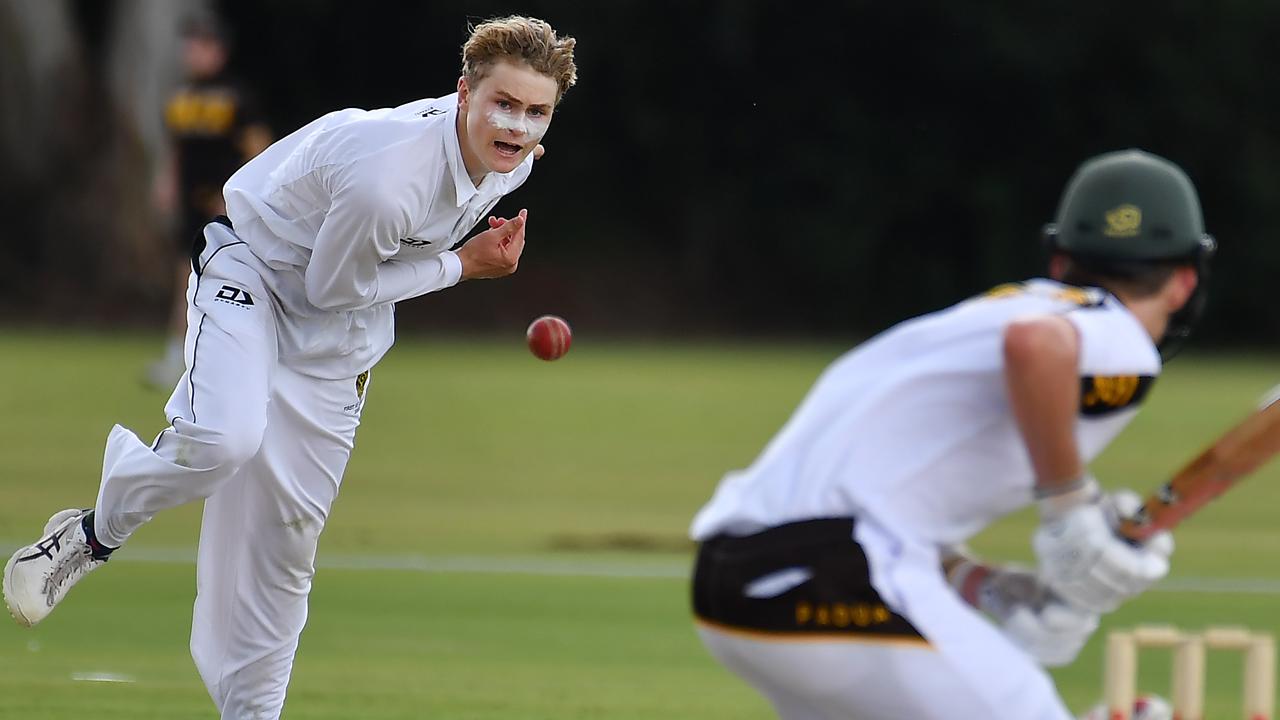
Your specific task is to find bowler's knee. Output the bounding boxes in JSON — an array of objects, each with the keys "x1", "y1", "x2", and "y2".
[
  {"x1": 169, "y1": 418, "x2": 265, "y2": 473},
  {"x1": 206, "y1": 424, "x2": 265, "y2": 471}
]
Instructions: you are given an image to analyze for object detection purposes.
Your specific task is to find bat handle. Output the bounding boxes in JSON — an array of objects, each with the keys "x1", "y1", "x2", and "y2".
[
  {"x1": 1116, "y1": 514, "x2": 1153, "y2": 544},
  {"x1": 1116, "y1": 480, "x2": 1183, "y2": 544}
]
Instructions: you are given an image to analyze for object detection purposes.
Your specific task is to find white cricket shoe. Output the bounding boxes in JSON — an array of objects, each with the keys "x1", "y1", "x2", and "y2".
[
  {"x1": 4, "y1": 509, "x2": 110, "y2": 627},
  {"x1": 41, "y1": 508, "x2": 84, "y2": 536},
  {"x1": 1081, "y1": 695, "x2": 1173, "y2": 720}
]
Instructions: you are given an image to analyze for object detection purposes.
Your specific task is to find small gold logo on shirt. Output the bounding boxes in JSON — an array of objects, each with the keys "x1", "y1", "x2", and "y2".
[
  {"x1": 1080, "y1": 375, "x2": 1156, "y2": 416},
  {"x1": 1104, "y1": 204, "x2": 1142, "y2": 238}
]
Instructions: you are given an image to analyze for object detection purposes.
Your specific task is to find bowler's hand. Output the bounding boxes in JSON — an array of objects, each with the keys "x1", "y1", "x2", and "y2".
[
  {"x1": 457, "y1": 209, "x2": 527, "y2": 280},
  {"x1": 534, "y1": 144, "x2": 545, "y2": 160}
]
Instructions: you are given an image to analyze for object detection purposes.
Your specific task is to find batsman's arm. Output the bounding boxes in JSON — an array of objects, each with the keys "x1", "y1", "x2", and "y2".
[
  {"x1": 1002, "y1": 315, "x2": 1091, "y2": 500},
  {"x1": 1004, "y1": 314, "x2": 1171, "y2": 612},
  {"x1": 941, "y1": 546, "x2": 991, "y2": 609}
]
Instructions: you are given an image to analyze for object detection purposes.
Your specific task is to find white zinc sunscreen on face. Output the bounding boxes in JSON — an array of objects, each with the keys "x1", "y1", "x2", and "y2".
[{"x1": 487, "y1": 107, "x2": 549, "y2": 141}]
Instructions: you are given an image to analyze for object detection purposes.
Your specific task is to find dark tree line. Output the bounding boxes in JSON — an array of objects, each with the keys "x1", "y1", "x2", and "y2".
[{"x1": 3, "y1": 0, "x2": 1278, "y2": 345}]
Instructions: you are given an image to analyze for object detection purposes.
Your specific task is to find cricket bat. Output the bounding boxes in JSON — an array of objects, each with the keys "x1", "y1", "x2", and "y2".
[{"x1": 1117, "y1": 387, "x2": 1280, "y2": 543}]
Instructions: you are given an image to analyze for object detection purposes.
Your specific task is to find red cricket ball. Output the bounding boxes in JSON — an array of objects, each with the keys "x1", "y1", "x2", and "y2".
[{"x1": 526, "y1": 315, "x2": 572, "y2": 361}]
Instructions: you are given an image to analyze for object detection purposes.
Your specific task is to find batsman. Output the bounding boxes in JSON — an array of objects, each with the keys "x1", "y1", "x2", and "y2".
[{"x1": 690, "y1": 149, "x2": 1216, "y2": 719}]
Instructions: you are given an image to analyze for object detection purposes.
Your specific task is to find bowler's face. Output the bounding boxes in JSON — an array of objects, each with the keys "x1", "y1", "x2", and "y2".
[{"x1": 458, "y1": 61, "x2": 558, "y2": 176}]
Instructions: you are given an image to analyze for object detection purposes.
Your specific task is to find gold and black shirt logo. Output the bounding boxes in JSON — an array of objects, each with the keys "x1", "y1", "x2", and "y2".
[{"x1": 1080, "y1": 375, "x2": 1155, "y2": 416}]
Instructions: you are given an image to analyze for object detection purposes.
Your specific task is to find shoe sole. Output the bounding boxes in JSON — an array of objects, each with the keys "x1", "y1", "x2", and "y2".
[{"x1": 3, "y1": 547, "x2": 34, "y2": 627}]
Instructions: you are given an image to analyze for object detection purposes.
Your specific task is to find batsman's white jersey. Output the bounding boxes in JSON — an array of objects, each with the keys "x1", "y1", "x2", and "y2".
[
  {"x1": 224, "y1": 92, "x2": 532, "y2": 379},
  {"x1": 691, "y1": 279, "x2": 1161, "y2": 720},
  {"x1": 692, "y1": 278, "x2": 1160, "y2": 545},
  {"x1": 89, "y1": 93, "x2": 533, "y2": 719}
]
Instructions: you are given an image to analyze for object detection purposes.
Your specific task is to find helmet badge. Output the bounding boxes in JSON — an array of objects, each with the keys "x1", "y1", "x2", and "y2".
[{"x1": 1104, "y1": 204, "x2": 1142, "y2": 238}]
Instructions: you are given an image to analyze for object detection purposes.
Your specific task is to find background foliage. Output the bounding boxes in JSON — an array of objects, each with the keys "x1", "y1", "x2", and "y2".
[{"x1": 1, "y1": 0, "x2": 1277, "y2": 342}]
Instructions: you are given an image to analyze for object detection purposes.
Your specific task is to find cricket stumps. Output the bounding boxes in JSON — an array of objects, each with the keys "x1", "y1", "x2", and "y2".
[{"x1": 1104, "y1": 625, "x2": 1275, "y2": 720}]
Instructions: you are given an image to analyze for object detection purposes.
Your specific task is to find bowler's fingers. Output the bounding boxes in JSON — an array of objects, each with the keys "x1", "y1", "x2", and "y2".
[
  {"x1": 504, "y1": 210, "x2": 528, "y2": 256},
  {"x1": 496, "y1": 212, "x2": 524, "y2": 246},
  {"x1": 533, "y1": 144, "x2": 545, "y2": 160}
]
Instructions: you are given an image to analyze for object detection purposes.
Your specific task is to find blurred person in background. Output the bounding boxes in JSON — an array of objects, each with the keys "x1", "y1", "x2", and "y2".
[
  {"x1": 5, "y1": 15, "x2": 575, "y2": 720},
  {"x1": 147, "y1": 12, "x2": 271, "y2": 389}
]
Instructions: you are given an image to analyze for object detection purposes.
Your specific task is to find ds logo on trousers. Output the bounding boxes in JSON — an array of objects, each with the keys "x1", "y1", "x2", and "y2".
[{"x1": 215, "y1": 284, "x2": 254, "y2": 307}]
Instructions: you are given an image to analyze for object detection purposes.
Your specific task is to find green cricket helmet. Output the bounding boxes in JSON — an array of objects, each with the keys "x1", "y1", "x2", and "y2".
[{"x1": 1042, "y1": 149, "x2": 1216, "y2": 360}]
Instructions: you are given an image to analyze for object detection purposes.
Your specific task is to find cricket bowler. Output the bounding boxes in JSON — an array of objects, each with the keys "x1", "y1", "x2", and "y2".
[
  {"x1": 690, "y1": 149, "x2": 1214, "y2": 719},
  {"x1": 5, "y1": 15, "x2": 577, "y2": 720}
]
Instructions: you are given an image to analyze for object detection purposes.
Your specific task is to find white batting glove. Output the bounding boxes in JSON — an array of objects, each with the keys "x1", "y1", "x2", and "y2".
[
  {"x1": 1032, "y1": 477, "x2": 1171, "y2": 613},
  {"x1": 1002, "y1": 601, "x2": 1099, "y2": 667},
  {"x1": 1106, "y1": 490, "x2": 1175, "y2": 562},
  {"x1": 949, "y1": 557, "x2": 1098, "y2": 667}
]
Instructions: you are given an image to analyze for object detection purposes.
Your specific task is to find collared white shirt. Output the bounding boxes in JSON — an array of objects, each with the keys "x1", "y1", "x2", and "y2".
[
  {"x1": 690, "y1": 279, "x2": 1162, "y2": 547},
  {"x1": 223, "y1": 93, "x2": 533, "y2": 378}
]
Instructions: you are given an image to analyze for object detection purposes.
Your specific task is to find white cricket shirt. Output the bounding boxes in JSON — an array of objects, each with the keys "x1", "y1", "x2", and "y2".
[
  {"x1": 690, "y1": 279, "x2": 1162, "y2": 547},
  {"x1": 223, "y1": 93, "x2": 533, "y2": 379}
]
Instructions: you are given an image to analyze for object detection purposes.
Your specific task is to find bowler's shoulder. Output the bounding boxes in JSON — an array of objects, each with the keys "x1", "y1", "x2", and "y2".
[
  {"x1": 319, "y1": 91, "x2": 454, "y2": 135},
  {"x1": 386, "y1": 93, "x2": 456, "y2": 124},
  {"x1": 315, "y1": 103, "x2": 449, "y2": 165}
]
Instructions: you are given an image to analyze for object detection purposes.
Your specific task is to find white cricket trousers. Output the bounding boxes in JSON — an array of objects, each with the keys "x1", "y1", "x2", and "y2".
[
  {"x1": 694, "y1": 517, "x2": 1076, "y2": 720},
  {"x1": 93, "y1": 222, "x2": 369, "y2": 719}
]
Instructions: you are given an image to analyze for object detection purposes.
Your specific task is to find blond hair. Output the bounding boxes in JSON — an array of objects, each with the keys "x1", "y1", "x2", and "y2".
[{"x1": 461, "y1": 16, "x2": 577, "y2": 102}]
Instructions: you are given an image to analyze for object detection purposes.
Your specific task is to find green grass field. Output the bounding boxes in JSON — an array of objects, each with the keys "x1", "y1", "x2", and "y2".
[{"x1": 1, "y1": 329, "x2": 1277, "y2": 718}]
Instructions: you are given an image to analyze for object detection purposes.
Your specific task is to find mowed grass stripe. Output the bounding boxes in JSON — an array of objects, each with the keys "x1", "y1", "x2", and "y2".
[{"x1": 4, "y1": 543, "x2": 1280, "y2": 594}]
